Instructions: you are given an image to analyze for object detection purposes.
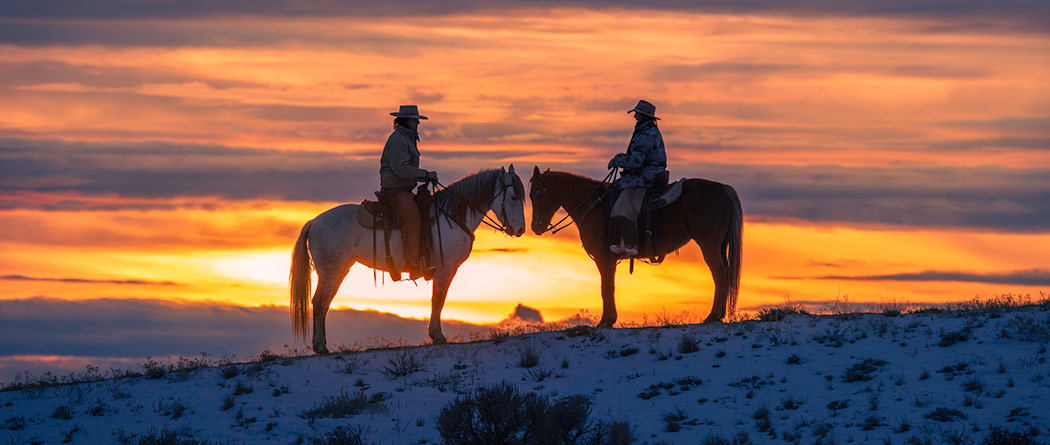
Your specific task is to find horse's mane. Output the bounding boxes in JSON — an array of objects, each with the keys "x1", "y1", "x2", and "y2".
[
  {"x1": 550, "y1": 170, "x2": 600, "y2": 182},
  {"x1": 434, "y1": 169, "x2": 523, "y2": 223},
  {"x1": 541, "y1": 169, "x2": 607, "y2": 188}
]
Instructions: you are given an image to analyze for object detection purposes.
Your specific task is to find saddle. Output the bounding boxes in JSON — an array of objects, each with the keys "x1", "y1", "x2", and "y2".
[
  {"x1": 355, "y1": 184, "x2": 434, "y2": 281},
  {"x1": 606, "y1": 170, "x2": 684, "y2": 270}
]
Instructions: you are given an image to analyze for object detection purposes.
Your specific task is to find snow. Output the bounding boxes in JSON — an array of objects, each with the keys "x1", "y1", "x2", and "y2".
[{"x1": 2, "y1": 305, "x2": 1049, "y2": 444}]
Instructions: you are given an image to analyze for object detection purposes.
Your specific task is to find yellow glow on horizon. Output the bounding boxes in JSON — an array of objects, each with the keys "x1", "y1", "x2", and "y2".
[{"x1": 2, "y1": 209, "x2": 1049, "y2": 325}]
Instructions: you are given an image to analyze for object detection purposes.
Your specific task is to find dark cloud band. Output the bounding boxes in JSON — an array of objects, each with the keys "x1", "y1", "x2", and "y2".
[
  {"x1": 4, "y1": 138, "x2": 1050, "y2": 232},
  {"x1": 779, "y1": 269, "x2": 1050, "y2": 286},
  {"x1": 0, "y1": 297, "x2": 483, "y2": 360},
  {"x1": 0, "y1": 274, "x2": 179, "y2": 286}
]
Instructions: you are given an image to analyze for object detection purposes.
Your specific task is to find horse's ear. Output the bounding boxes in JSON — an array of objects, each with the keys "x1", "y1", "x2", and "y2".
[
  {"x1": 544, "y1": 168, "x2": 550, "y2": 173},
  {"x1": 508, "y1": 164, "x2": 515, "y2": 174},
  {"x1": 501, "y1": 166, "x2": 507, "y2": 174},
  {"x1": 533, "y1": 166, "x2": 540, "y2": 176}
]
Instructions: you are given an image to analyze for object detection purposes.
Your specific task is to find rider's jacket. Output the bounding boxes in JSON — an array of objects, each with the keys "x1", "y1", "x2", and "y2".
[
  {"x1": 613, "y1": 120, "x2": 666, "y2": 188},
  {"x1": 380, "y1": 124, "x2": 428, "y2": 190}
]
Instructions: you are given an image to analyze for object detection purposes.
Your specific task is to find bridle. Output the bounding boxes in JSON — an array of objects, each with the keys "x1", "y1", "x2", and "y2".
[
  {"x1": 476, "y1": 173, "x2": 516, "y2": 235},
  {"x1": 534, "y1": 169, "x2": 616, "y2": 235}
]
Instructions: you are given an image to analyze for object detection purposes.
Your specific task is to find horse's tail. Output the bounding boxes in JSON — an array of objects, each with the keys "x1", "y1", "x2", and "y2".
[
  {"x1": 289, "y1": 220, "x2": 314, "y2": 341},
  {"x1": 723, "y1": 184, "x2": 743, "y2": 316}
]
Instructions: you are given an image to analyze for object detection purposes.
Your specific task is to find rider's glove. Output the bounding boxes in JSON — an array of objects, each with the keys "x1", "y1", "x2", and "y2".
[
  {"x1": 607, "y1": 154, "x2": 625, "y2": 170},
  {"x1": 425, "y1": 170, "x2": 439, "y2": 182}
]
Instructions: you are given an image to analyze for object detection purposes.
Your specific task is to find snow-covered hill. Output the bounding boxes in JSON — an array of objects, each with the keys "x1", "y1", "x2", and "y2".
[{"x1": 2, "y1": 302, "x2": 1049, "y2": 444}]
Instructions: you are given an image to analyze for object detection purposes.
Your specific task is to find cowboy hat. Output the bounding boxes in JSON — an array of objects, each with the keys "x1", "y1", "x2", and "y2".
[
  {"x1": 627, "y1": 100, "x2": 660, "y2": 120},
  {"x1": 390, "y1": 105, "x2": 428, "y2": 120}
]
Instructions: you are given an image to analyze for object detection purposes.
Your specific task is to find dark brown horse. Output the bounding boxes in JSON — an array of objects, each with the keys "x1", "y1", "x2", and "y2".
[{"x1": 529, "y1": 167, "x2": 742, "y2": 326}]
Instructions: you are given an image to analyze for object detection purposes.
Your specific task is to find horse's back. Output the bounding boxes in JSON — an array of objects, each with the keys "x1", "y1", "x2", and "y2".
[
  {"x1": 315, "y1": 203, "x2": 359, "y2": 224},
  {"x1": 677, "y1": 177, "x2": 737, "y2": 213},
  {"x1": 682, "y1": 177, "x2": 728, "y2": 190}
]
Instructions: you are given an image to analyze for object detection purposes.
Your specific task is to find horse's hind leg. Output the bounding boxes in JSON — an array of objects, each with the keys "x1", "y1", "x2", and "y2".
[
  {"x1": 428, "y1": 266, "x2": 459, "y2": 345},
  {"x1": 697, "y1": 236, "x2": 729, "y2": 323},
  {"x1": 312, "y1": 267, "x2": 351, "y2": 354}
]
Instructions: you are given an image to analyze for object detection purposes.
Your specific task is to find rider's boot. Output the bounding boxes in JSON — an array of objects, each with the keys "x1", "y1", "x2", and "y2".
[
  {"x1": 405, "y1": 258, "x2": 425, "y2": 281},
  {"x1": 609, "y1": 216, "x2": 639, "y2": 257},
  {"x1": 622, "y1": 218, "x2": 639, "y2": 257}
]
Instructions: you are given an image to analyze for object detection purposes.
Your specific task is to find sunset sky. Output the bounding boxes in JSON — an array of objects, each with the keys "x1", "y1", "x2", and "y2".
[{"x1": 2, "y1": 1, "x2": 1049, "y2": 372}]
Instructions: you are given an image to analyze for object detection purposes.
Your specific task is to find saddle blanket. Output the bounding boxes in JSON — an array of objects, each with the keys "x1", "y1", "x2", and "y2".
[{"x1": 650, "y1": 179, "x2": 683, "y2": 209}]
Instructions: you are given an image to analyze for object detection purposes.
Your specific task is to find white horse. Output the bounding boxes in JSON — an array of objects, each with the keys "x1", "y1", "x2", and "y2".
[{"x1": 290, "y1": 166, "x2": 527, "y2": 353}]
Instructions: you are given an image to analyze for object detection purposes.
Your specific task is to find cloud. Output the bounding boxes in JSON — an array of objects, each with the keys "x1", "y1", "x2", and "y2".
[
  {"x1": 778, "y1": 269, "x2": 1050, "y2": 286},
  {"x1": 0, "y1": 274, "x2": 179, "y2": 286},
  {"x1": 690, "y1": 162, "x2": 1050, "y2": 233},
  {"x1": 475, "y1": 247, "x2": 530, "y2": 253},
  {"x1": 0, "y1": 297, "x2": 486, "y2": 360},
  {"x1": 5, "y1": 137, "x2": 1050, "y2": 232},
  {"x1": 0, "y1": 20, "x2": 449, "y2": 51},
  {"x1": 0, "y1": 61, "x2": 259, "y2": 89},
  {"x1": 653, "y1": 61, "x2": 992, "y2": 83},
  {"x1": 0, "y1": 138, "x2": 380, "y2": 203},
  {"x1": 1, "y1": 0, "x2": 1047, "y2": 24},
  {"x1": 0, "y1": 138, "x2": 534, "y2": 207},
  {"x1": 936, "y1": 116, "x2": 1050, "y2": 135}
]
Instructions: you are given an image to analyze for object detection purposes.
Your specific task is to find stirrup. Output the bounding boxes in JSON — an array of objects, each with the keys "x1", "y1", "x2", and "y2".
[{"x1": 610, "y1": 239, "x2": 638, "y2": 257}]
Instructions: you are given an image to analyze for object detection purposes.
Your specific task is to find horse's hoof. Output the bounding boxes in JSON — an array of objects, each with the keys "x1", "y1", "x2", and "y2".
[
  {"x1": 431, "y1": 336, "x2": 447, "y2": 345},
  {"x1": 596, "y1": 321, "x2": 614, "y2": 328},
  {"x1": 703, "y1": 316, "x2": 724, "y2": 324},
  {"x1": 314, "y1": 345, "x2": 330, "y2": 355}
]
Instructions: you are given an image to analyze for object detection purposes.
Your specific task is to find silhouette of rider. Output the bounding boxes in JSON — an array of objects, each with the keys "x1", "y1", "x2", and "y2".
[
  {"x1": 380, "y1": 105, "x2": 438, "y2": 279},
  {"x1": 607, "y1": 100, "x2": 666, "y2": 257}
]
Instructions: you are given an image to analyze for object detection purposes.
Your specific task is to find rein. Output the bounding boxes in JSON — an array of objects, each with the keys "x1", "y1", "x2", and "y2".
[
  {"x1": 432, "y1": 174, "x2": 515, "y2": 239},
  {"x1": 545, "y1": 169, "x2": 616, "y2": 234}
]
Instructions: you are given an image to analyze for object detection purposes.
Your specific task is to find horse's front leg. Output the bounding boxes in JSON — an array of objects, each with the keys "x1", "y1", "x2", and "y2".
[
  {"x1": 595, "y1": 256, "x2": 618, "y2": 327},
  {"x1": 428, "y1": 266, "x2": 459, "y2": 344}
]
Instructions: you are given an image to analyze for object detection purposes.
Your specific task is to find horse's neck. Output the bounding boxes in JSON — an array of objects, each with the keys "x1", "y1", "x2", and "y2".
[
  {"x1": 555, "y1": 174, "x2": 602, "y2": 220},
  {"x1": 454, "y1": 202, "x2": 489, "y2": 232}
]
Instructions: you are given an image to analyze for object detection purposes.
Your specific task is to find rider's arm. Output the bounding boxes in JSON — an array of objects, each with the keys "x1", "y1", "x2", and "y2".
[{"x1": 620, "y1": 131, "x2": 656, "y2": 170}]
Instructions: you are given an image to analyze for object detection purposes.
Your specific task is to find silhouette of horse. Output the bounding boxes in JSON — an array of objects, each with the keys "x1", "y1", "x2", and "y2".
[
  {"x1": 529, "y1": 167, "x2": 742, "y2": 326},
  {"x1": 291, "y1": 166, "x2": 527, "y2": 353}
]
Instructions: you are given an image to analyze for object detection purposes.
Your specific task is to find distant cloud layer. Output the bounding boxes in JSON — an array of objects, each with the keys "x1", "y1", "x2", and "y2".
[
  {"x1": 2, "y1": 0, "x2": 1048, "y2": 22},
  {"x1": 0, "y1": 297, "x2": 484, "y2": 360},
  {"x1": 0, "y1": 275, "x2": 179, "y2": 286}
]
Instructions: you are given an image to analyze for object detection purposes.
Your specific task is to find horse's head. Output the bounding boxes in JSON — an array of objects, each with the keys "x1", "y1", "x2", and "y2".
[
  {"x1": 491, "y1": 165, "x2": 527, "y2": 237},
  {"x1": 529, "y1": 166, "x2": 559, "y2": 235}
]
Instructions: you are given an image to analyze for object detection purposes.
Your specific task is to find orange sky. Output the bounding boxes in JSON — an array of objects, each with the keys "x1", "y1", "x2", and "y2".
[{"x1": 2, "y1": 6, "x2": 1050, "y2": 333}]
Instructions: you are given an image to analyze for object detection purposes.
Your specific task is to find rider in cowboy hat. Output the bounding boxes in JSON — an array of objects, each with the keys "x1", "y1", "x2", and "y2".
[
  {"x1": 607, "y1": 99, "x2": 666, "y2": 257},
  {"x1": 380, "y1": 105, "x2": 439, "y2": 279}
]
